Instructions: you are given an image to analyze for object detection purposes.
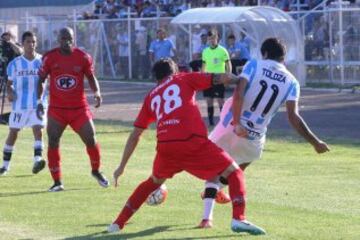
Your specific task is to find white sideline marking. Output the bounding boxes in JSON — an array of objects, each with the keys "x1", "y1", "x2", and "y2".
[{"x1": 101, "y1": 80, "x2": 156, "y2": 86}]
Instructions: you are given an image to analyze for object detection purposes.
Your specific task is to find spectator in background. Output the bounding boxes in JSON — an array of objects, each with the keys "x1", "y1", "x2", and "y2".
[
  {"x1": 227, "y1": 34, "x2": 240, "y2": 60},
  {"x1": 116, "y1": 26, "x2": 130, "y2": 79},
  {"x1": 107, "y1": 5, "x2": 120, "y2": 18},
  {"x1": 135, "y1": 25, "x2": 149, "y2": 78},
  {"x1": 312, "y1": 17, "x2": 328, "y2": 59},
  {"x1": 195, "y1": 33, "x2": 209, "y2": 60},
  {"x1": 149, "y1": 28, "x2": 176, "y2": 66},
  {"x1": 141, "y1": 1, "x2": 157, "y2": 17},
  {"x1": 190, "y1": 33, "x2": 208, "y2": 72},
  {"x1": 239, "y1": 30, "x2": 251, "y2": 53},
  {"x1": 222, "y1": 0, "x2": 235, "y2": 6},
  {"x1": 94, "y1": 0, "x2": 105, "y2": 15},
  {"x1": 104, "y1": 0, "x2": 117, "y2": 13}
]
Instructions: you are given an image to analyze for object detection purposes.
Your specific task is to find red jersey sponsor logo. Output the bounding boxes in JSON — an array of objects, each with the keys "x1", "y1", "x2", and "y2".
[{"x1": 55, "y1": 75, "x2": 77, "y2": 91}]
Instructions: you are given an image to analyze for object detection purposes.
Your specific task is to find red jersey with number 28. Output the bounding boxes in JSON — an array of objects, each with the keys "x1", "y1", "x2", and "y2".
[
  {"x1": 38, "y1": 48, "x2": 94, "y2": 108},
  {"x1": 134, "y1": 72, "x2": 213, "y2": 142}
]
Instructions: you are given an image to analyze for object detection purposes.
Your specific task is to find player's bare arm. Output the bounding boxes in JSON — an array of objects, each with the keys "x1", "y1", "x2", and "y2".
[
  {"x1": 212, "y1": 73, "x2": 239, "y2": 86},
  {"x1": 225, "y1": 59, "x2": 232, "y2": 74},
  {"x1": 36, "y1": 75, "x2": 46, "y2": 120},
  {"x1": 201, "y1": 61, "x2": 206, "y2": 72},
  {"x1": 6, "y1": 79, "x2": 15, "y2": 102},
  {"x1": 87, "y1": 74, "x2": 102, "y2": 108},
  {"x1": 232, "y1": 77, "x2": 248, "y2": 137},
  {"x1": 149, "y1": 52, "x2": 155, "y2": 66},
  {"x1": 114, "y1": 127, "x2": 145, "y2": 187},
  {"x1": 286, "y1": 101, "x2": 330, "y2": 153}
]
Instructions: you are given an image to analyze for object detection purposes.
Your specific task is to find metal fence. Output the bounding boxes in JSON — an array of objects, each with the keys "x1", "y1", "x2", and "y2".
[
  {"x1": 289, "y1": 3, "x2": 360, "y2": 86},
  {"x1": 1, "y1": 5, "x2": 359, "y2": 86}
]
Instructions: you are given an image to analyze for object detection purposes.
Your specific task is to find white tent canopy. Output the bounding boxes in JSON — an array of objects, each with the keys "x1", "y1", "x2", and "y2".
[
  {"x1": 171, "y1": 7, "x2": 305, "y2": 85},
  {"x1": 171, "y1": 6, "x2": 291, "y2": 25}
]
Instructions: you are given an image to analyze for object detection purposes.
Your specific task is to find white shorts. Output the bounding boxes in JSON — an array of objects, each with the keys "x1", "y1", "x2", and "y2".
[
  {"x1": 9, "y1": 109, "x2": 47, "y2": 129},
  {"x1": 209, "y1": 98, "x2": 265, "y2": 165}
]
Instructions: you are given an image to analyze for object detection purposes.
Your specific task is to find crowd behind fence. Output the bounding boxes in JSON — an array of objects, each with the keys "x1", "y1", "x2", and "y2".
[{"x1": 0, "y1": 4, "x2": 359, "y2": 86}]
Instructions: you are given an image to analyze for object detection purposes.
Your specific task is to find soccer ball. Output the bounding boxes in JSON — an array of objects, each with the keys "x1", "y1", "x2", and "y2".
[{"x1": 146, "y1": 184, "x2": 168, "y2": 206}]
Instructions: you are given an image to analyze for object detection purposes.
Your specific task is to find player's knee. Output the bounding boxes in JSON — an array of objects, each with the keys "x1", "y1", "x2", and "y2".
[
  {"x1": 9, "y1": 128, "x2": 19, "y2": 135},
  {"x1": 48, "y1": 136, "x2": 60, "y2": 148},
  {"x1": 204, "y1": 187, "x2": 217, "y2": 198},
  {"x1": 151, "y1": 175, "x2": 166, "y2": 185},
  {"x1": 220, "y1": 161, "x2": 239, "y2": 178},
  {"x1": 219, "y1": 176, "x2": 228, "y2": 185}
]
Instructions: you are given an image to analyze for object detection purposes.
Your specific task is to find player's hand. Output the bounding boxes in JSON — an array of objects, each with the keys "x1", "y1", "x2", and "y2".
[
  {"x1": 113, "y1": 166, "x2": 125, "y2": 188},
  {"x1": 314, "y1": 141, "x2": 330, "y2": 154},
  {"x1": 36, "y1": 103, "x2": 44, "y2": 120},
  {"x1": 94, "y1": 91, "x2": 102, "y2": 108},
  {"x1": 233, "y1": 123, "x2": 248, "y2": 138},
  {"x1": 7, "y1": 92, "x2": 15, "y2": 102}
]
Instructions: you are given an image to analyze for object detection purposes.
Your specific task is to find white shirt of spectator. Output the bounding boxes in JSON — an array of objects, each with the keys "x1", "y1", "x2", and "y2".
[{"x1": 117, "y1": 33, "x2": 129, "y2": 57}]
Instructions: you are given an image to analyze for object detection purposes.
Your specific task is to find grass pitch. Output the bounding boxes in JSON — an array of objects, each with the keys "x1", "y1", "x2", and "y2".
[{"x1": 0, "y1": 121, "x2": 359, "y2": 240}]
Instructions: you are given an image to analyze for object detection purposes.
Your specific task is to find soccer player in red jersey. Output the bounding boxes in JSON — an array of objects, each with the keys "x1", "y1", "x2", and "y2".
[
  {"x1": 107, "y1": 58, "x2": 265, "y2": 235},
  {"x1": 36, "y1": 27, "x2": 109, "y2": 192}
]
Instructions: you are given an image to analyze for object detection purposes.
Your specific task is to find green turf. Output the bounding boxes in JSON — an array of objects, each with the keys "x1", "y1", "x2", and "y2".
[{"x1": 0, "y1": 122, "x2": 359, "y2": 240}]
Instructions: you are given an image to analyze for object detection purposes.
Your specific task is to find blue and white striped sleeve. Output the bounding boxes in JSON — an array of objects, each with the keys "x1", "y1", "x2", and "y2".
[
  {"x1": 6, "y1": 60, "x2": 15, "y2": 80},
  {"x1": 287, "y1": 80, "x2": 300, "y2": 101},
  {"x1": 239, "y1": 59, "x2": 257, "y2": 82}
]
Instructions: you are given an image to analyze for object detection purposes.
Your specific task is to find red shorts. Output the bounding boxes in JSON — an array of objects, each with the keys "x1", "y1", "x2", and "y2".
[
  {"x1": 48, "y1": 106, "x2": 93, "y2": 132},
  {"x1": 153, "y1": 136, "x2": 234, "y2": 181}
]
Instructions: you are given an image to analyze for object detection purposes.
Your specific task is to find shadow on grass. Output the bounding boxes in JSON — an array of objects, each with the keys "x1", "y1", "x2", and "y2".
[
  {"x1": 0, "y1": 188, "x2": 93, "y2": 198},
  {"x1": 93, "y1": 119, "x2": 156, "y2": 134},
  {"x1": 64, "y1": 224, "x2": 237, "y2": 240},
  {"x1": 6, "y1": 174, "x2": 34, "y2": 178}
]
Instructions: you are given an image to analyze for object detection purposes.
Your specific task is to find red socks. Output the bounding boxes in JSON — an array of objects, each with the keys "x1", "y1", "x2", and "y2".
[
  {"x1": 227, "y1": 168, "x2": 246, "y2": 220},
  {"x1": 86, "y1": 143, "x2": 100, "y2": 171},
  {"x1": 48, "y1": 147, "x2": 61, "y2": 181},
  {"x1": 114, "y1": 177, "x2": 161, "y2": 228}
]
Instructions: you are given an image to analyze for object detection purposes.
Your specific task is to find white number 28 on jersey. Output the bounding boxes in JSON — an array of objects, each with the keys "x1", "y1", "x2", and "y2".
[{"x1": 150, "y1": 84, "x2": 182, "y2": 120}]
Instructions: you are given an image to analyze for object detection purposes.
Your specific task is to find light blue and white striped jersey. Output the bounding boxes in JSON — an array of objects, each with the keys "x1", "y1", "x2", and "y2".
[
  {"x1": 7, "y1": 53, "x2": 47, "y2": 111},
  {"x1": 231, "y1": 59, "x2": 300, "y2": 138}
]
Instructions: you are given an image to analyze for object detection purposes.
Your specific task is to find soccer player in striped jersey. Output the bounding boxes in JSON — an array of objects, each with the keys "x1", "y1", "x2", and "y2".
[
  {"x1": 199, "y1": 38, "x2": 330, "y2": 229},
  {"x1": 0, "y1": 31, "x2": 47, "y2": 176}
]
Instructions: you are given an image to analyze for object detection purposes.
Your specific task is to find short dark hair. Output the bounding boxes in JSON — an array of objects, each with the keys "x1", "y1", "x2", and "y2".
[
  {"x1": 152, "y1": 58, "x2": 178, "y2": 80},
  {"x1": 207, "y1": 29, "x2": 218, "y2": 38},
  {"x1": 228, "y1": 34, "x2": 235, "y2": 40},
  {"x1": 157, "y1": 28, "x2": 166, "y2": 34},
  {"x1": 22, "y1": 31, "x2": 35, "y2": 43},
  {"x1": 260, "y1": 38, "x2": 286, "y2": 61}
]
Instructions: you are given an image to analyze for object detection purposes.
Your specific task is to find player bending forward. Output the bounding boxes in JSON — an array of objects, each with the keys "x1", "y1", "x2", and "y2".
[
  {"x1": 108, "y1": 58, "x2": 266, "y2": 235},
  {"x1": 199, "y1": 38, "x2": 330, "y2": 228}
]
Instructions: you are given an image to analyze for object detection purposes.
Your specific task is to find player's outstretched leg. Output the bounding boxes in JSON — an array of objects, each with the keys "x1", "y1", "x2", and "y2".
[
  {"x1": 227, "y1": 168, "x2": 265, "y2": 235},
  {"x1": 108, "y1": 177, "x2": 162, "y2": 233}
]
